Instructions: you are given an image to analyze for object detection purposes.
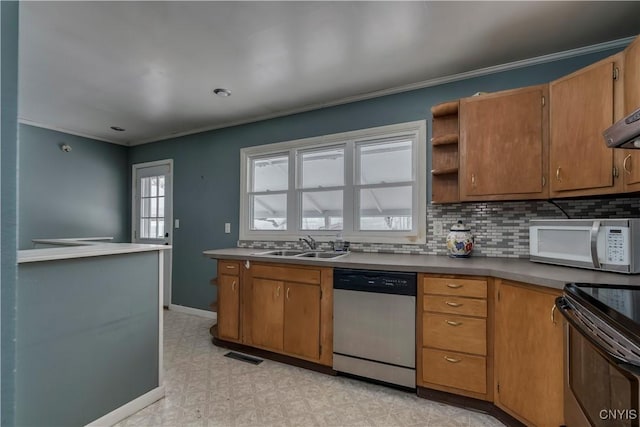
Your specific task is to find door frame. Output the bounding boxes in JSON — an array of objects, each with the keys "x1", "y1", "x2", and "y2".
[{"x1": 131, "y1": 159, "x2": 174, "y2": 306}]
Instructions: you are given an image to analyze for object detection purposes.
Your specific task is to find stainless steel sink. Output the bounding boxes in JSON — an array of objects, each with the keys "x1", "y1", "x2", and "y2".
[
  {"x1": 296, "y1": 251, "x2": 349, "y2": 259},
  {"x1": 254, "y1": 250, "x2": 306, "y2": 256},
  {"x1": 253, "y1": 250, "x2": 349, "y2": 259}
]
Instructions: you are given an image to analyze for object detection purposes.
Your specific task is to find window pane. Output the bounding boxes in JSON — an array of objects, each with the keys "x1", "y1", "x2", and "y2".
[
  {"x1": 150, "y1": 219, "x2": 157, "y2": 238},
  {"x1": 301, "y1": 190, "x2": 343, "y2": 230},
  {"x1": 158, "y1": 176, "x2": 165, "y2": 196},
  {"x1": 158, "y1": 197, "x2": 165, "y2": 218},
  {"x1": 252, "y1": 155, "x2": 288, "y2": 192},
  {"x1": 358, "y1": 140, "x2": 412, "y2": 184},
  {"x1": 251, "y1": 194, "x2": 287, "y2": 230},
  {"x1": 140, "y1": 218, "x2": 149, "y2": 238},
  {"x1": 141, "y1": 198, "x2": 151, "y2": 217},
  {"x1": 148, "y1": 198, "x2": 156, "y2": 218},
  {"x1": 150, "y1": 177, "x2": 158, "y2": 197},
  {"x1": 300, "y1": 147, "x2": 344, "y2": 188},
  {"x1": 141, "y1": 177, "x2": 151, "y2": 197},
  {"x1": 158, "y1": 220, "x2": 165, "y2": 238},
  {"x1": 359, "y1": 186, "x2": 412, "y2": 230}
]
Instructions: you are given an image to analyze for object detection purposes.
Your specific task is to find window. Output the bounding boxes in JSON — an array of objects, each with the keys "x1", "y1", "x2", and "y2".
[
  {"x1": 140, "y1": 175, "x2": 166, "y2": 238},
  {"x1": 240, "y1": 120, "x2": 426, "y2": 243}
]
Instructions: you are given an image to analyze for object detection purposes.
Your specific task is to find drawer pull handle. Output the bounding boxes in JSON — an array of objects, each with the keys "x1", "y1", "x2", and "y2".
[
  {"x1": 276, "y1": 286, "x2": 281, "y2": 298},
  {"x1": 231, "y1": 281, "x2": 236, "y2": 291},
  {"x1": 286, "y1": 287, "x2": 290, "y2": 300},
  {"x1": 446, "y1": 284, "x2": 462, "y2": 289},
  {"x1": 444, "y1": 356, "x2": 461, "y2": 363},
  {"x1": 225, "y1": 265, "x2": 235, "y2": 269},
  {"x1": 446, "y1": 301, "x2": 462, "y2": 307},
  {"x1": 446, "y1": 320, "x2": 462, "y2": 327}
]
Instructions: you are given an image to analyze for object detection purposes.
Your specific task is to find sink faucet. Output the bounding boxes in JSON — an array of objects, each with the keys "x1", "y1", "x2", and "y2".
[{"x1": 299, "y1": 235, "x2": 317, "y2": 250}]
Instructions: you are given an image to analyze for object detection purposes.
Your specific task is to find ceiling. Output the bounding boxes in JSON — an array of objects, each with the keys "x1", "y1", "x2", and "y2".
[{"x1": 18, "y1": 1, "x2": 640, "y2": 146}]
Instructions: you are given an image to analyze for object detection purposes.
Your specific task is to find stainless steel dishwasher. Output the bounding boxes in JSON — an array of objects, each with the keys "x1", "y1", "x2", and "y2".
[{"x1": 333, "y1": 268, "x2": 416, "y2": 389}]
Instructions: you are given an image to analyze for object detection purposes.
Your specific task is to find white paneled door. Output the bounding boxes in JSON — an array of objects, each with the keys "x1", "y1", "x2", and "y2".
[{"x1": 133, "y1": 160, "x2": 173, "y2": 307}]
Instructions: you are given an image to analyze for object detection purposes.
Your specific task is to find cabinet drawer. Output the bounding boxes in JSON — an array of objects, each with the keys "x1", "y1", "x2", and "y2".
[
  {"x1": 219, "y1": 261, "x2": 240, "y2": 275},
  {"x1": 424, "y1": 277, "x2": 487, "y2": 298},
  {"x1": 423, "y1": 295, "x2": 487, "y2": 318},
  {"x1": 422, "y1": 348, "x2": 486, "y2": 394},
  {"x1": 251, "y1": 264, "x2": 320, "y2": 285},
  {"x1": 423, "y1": 313, "x2": 486, "y2": 355}
]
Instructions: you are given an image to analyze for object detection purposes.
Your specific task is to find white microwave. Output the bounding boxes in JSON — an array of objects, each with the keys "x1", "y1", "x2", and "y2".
[{"x1": 529, "y1": 219, "x2": 640, "y2": 274}]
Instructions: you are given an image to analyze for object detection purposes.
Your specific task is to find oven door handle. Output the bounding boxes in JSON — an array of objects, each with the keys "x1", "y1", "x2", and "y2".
[{"x1": 555, "y1": 297, "x2": 640, "y2": 375}]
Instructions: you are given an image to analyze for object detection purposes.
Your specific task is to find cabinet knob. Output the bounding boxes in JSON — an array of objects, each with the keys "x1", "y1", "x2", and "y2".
[{"x1": 471, "y1": 173, "x2": 476, "y2": 187}]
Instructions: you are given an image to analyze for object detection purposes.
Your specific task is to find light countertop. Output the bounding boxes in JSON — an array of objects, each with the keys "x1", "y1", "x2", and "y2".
[
  {"x1": 203, "y1": 247, "x2": 640, "y2": 290},
  {"x1": 19, "y1": 242, "x2": 170, "y2": 264}
]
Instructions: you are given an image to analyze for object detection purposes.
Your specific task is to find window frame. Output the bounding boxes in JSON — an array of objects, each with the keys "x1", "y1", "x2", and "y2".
[{"x1": 239, "y1": 120, "x2": 427, "y2": 244}]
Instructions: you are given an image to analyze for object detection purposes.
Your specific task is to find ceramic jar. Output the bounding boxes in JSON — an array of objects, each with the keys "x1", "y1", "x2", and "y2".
[{"x1": 446, "y1": 220, "x2": 474, "y2": 258}]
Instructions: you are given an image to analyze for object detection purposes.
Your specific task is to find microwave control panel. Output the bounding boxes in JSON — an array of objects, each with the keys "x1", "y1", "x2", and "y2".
[{"x1": 604, "y1": 227, "x2": 629, "y2": 264}]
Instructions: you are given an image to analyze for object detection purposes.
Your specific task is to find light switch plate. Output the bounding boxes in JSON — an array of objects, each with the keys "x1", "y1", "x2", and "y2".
[
  {"x1": 174, "y1": 219, "x2": 180, "y2": 229},
  {"x1": 224, "y1": 223, "x2": 231, "y2": 234}
]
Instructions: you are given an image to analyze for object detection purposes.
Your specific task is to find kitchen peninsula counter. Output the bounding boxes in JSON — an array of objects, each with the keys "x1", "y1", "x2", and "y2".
[
  {"x1": 16, "y1": 242, "x2": 169, "y2": 426},
  {"x1": 203, "y1": 247, "x2": 638, "y2": 289}
]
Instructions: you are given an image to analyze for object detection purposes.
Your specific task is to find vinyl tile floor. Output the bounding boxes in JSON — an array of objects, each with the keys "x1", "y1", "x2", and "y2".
[{"x1": 115, "y1": 310, "x2": 505, "y2": 427}]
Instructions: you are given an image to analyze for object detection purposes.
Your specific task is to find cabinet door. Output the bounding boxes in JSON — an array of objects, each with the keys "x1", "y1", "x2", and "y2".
[
  {"x1": 494, "y1": 281, "x2": 564, "y2": 427},
  {"x1": 218, "y1": 274, "x2": 240, "y2": 341},
  {"x1": 623, "y1": 37, "x2": 640, "y2": 192},
  {"x1": 283, "y1": 282, "x2": 320, "y2": 360},
  {"x1": 550, "y1": 56, "x2": 618, "y2": 194},
  {"x1": 460, "y1": 85, "x2": 547, "y2": 200},
  {"x1": 250, "y1": 278, "x2": 284, "y2": 351}
]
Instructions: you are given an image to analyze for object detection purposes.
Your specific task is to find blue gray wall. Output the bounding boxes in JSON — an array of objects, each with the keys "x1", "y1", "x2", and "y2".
[
  {"x1": 18, "y1": 125, "x2": 130, "y2": 249},
  {"x1": 129, "y1": 47, "x2": 623, "y2": 310},
  {"x1": 1, "y1": 1, "x2": 19, "y2": 424},
  {"x1": 16, "y1": 252, "x2": 159, "y2": 427}
]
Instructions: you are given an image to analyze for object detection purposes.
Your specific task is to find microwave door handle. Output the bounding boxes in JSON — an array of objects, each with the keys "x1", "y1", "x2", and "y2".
[{"x1": 590, "y1": 220, "x2": 601, "y2": 269}]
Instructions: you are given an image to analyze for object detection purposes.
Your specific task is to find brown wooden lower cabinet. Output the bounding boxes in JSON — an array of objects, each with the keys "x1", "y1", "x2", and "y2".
[
  {"x1": 283, "y1": 282, "x2": 321, "y2": 360},
  {"x1": 240, "y1": 262, "x2": 333, "y2": 367},
  {"x1": 494, "y1": 279, "x2": 564, "y2": 427},
  {"x1": 250, "y1": 278, "x2": 284, "y2": 351},
  {"x1": 217, "y1": 273, "x2": 240, "y2": 341},
  {"x1": 418, "y1": 274, "x2": 493, "y2": 402}
]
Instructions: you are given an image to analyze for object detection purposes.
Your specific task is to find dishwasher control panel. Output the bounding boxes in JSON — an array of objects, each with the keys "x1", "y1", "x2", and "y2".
[{"x1": 333, "y1": 268, "x2": 416, "y2": 296}]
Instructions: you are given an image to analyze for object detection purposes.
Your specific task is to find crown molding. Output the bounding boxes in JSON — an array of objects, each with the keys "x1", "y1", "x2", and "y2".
[{"x1": 18, "y1": 118, "x2": 128, "y2": 145}]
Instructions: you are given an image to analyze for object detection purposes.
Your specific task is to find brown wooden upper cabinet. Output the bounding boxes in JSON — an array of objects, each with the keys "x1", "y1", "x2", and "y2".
[
  {"x1": 459, "y1": 85, "x2": 548, "y2": 201},
  {"x1": 623, "y1": 36, "x2": 640, "y2": 193},
  {"x1": 549, "y1": 52, "x2": 624, "y2": 197}
]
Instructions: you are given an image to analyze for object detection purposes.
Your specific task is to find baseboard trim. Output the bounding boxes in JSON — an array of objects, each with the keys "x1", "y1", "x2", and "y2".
[
  {"x1": 416, "y1": 387, "x2": 525, "y2": 427},
  {"x1": 169, "y1": 303, "x2": 217, "y2": 320},
  {"x1": 85, "y1": 386, "x2": 165, "y2": 427}
]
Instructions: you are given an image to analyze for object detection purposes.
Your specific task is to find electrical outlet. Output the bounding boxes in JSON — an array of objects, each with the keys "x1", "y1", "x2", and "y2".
[
  {"x1": 432, "y1": 220, "x2": 444, "y2": 236},
  {"x1": 224, "y1": 223, "x2": 231, "y2": 234}
]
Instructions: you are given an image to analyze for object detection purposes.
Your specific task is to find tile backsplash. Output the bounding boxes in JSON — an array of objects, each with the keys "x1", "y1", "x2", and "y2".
[{"x1": 238, "y1": 196, "x2": 640, "y2": 258}]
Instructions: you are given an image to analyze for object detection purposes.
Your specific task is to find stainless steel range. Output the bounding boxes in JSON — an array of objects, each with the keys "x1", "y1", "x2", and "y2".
[
  {"x1": 556, "y1": 283, "x2": 640, "y2": 427},
  {"x1": 333, "y1": 268, "x2": 416, "y2": 389}
]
